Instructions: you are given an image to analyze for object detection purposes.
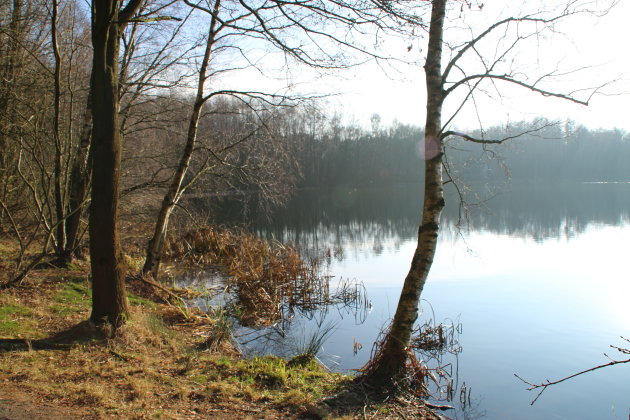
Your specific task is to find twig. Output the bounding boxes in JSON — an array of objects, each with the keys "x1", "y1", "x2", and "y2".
[
  {"x1": 108, "y1": 349, "x2": 133, "y2": 362},
  {"x1": 515, "y1": 353, "x2": 630, "y2": 405}
]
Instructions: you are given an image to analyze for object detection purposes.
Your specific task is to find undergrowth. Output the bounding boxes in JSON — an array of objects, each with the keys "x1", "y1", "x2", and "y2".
[
  {"x1": 0, "y1": 266, "x2": 351, "y2": 419},
  {"x1": 0, "y1": 236, "x2": 437, "y2": 419},
  {"x1": 163, "y1": 226, "x2": 363, "y2": 327}
]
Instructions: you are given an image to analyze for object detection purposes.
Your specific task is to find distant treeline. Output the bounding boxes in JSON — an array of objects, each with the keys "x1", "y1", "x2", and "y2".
[
  {"x1": 252, "y1": 182, "x2": 630, "y2": 253},
  {"x1": 187, "y1": 109, "x2": 630, "y2": 223},
  {"x1": 288, "y1": 117, "x2": 630, "y2": 187},
  {"x1": 293, "y1": 119, "x2": 424, "y2": 187},
  {"x1": 451, "y1": 121, "x2": 630, "y2": 183}
]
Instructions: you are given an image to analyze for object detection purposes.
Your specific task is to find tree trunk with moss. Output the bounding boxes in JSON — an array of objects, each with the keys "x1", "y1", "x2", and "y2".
[{"x1": 364, "y1": 0, "x2": 446, "y2": 386}]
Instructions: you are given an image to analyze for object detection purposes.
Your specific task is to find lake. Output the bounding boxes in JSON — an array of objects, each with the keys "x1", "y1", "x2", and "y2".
[{"x1": 201, "y1": 182, "x2": 630, "y2": 419}]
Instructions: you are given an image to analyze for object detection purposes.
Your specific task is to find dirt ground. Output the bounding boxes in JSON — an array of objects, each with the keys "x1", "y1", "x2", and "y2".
[{"x1": 0, "y1": 382, "x2": 92, "y2": 420}]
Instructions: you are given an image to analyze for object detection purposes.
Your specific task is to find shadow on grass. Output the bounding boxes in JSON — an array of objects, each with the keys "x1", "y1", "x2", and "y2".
[
  {"x1": 0, "y1": 320, "x2": 106, "y2": 352},
  {"x1": 306, "y1": 378, "x2": 440, "y2": 419}
]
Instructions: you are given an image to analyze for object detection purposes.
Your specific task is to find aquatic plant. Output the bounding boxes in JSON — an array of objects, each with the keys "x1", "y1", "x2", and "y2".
[
  {"x1": 288, "y1": 322, "x2": 337, "y2": 367},
  {"x1": 163, "y1": 226, "x2": 367, "y2": 327}
]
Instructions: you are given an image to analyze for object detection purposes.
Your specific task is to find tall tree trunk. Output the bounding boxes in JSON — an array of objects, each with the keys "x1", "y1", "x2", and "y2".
[
  {"x1": 364, "y1": 0, "x2": 446, "y2": 386},
  {"x1": 63, "y1": 92, "x2": 93, "y2": 263},
  {"x1": 142, "y1": 0, "x2": 221, "y2": 279},
  {"x1": 89, "y1": 0, "x2": 142, "y2": 327},
  {"x1": 51, "y1": 0, "x2": 66, "y2": 257},
  {"x1": 0, "y1": 0, "x2": 23, "y2": 171},
  {"x1": 140, "y1": 100, "x2": 202, "y2": 278}
]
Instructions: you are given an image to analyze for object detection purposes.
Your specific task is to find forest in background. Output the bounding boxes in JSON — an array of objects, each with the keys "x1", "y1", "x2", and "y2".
[
  {"x1": 2, "y1": 0, "x2": 628, "y2": 267},
  {"x1": 282, "y1": 117, "x2": 630, "y2": 188}
]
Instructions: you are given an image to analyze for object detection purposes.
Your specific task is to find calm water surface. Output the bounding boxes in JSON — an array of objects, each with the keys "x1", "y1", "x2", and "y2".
[{"x1": 215, "y1": 183, "x2": 630, "y2": 419}]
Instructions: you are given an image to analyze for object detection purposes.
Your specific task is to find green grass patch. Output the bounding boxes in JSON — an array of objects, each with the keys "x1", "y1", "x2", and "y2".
[
  {"x1": 0, "y1": 303, "x2": 32, "y2": 318},
  {"x1": 190, "y1": 353, "x2": 348, "y2": 409},
  {"x1": 128, "y1": 293, "x2": 158, "y2": 309},
  {"x1": 0, "y1": 303, "x2": 36, "y2": 337},
  {"x1": 50, "y1": 281, "x2": 90, "y2": 316}
]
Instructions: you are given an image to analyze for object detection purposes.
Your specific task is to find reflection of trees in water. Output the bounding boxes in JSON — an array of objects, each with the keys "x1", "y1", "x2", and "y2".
[
  {"x1": 453, "y1": 182, "x2": 630, "y2": 241},
  {"x1": 252, "y1": 184, "x2": 423, "y2": 254},
  {"x1": 247, "y1": 182, "x2": 630, "y2": 253}
]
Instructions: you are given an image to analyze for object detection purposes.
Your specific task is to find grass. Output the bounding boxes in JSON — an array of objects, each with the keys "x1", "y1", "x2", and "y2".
[
  {"x1": 0, "y1": 302, "x2": 35, "y2": 336},
  {"x1": 188, "y1": 354, "x2": 345, "y2": 408},
  {"x1": 50, "y1": 279, "x2": 91, "y2": 316},
  {"x1": 199, "y1": 306, "x2": 235, "y2": 352},
  {"x1": 0, "y1": 235, "x2": 439, "y2": 419},
  {"x1": 289, "y1": 322, "x2": 337, "y2": 368},
  {"x1": 0, "y1": 261, "x2": 348, "y2": 418}
]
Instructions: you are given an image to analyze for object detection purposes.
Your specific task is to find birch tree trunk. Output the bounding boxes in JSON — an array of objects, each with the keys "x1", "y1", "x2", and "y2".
[
  {"x1": 142, "y1": 0, "x2": 221, "y2": 279},
  {"x1": 364, "y1": 0, "x2": 446, "y2": 386}
]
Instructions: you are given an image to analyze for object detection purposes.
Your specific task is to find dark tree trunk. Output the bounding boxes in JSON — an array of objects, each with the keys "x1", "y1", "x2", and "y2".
[
  {"x1": 62, "y1": 92, "x2": 93, "y2": 264},
  {"x1": 363, "y1": 0, "x2": 447, "y2": 387},
  {"x1": 88, "y1": 0, "x2": 142, "y2": 327},
  {"x1": 51, "y1": 0, "x2": 66, "y2": 258},
  {"x1": 0, "y1": 0, "x2": 23, "y2": 169}
]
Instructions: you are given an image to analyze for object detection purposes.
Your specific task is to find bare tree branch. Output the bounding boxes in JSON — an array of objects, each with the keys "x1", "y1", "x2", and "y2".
[
  {"x1": 515, "y1": 337, "x2": 630, "y2": 405},
  {"x1": 441, "y1": 120, "x2": 558, "y2": 143},
  {"x1": 446, "y1": 72, "x2": 595, "y2": 105}
]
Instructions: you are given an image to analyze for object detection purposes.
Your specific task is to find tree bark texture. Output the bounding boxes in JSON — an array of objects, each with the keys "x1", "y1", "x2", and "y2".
[
  {"x1": 364, "y1": 0, "x2": 446, "y2": 386},
  {"x1": 0, "y1": 0, "x2": 24, "y2": 169},
  {"x1": 89, "y1": 0, "x2": 142, "y2": 326},
  {"x1": 51, "y1": 0, "x2": 67, "y2": 256},
  {"x1": 63, "y1": 92, "x2": 93, "y2": 263},
  {"x1": 142, "y1": 0, "x2": 221, "y2": 279}
]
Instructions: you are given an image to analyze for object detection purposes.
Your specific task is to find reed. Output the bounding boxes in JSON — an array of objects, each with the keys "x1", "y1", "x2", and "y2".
[
  {"x1": 288, "y1": 322, "x2": 337, "y2": 367},
  {"x1": 163, "y1": 226, "x2": 362, "y2": 326},
  {"x1": 360, "y1": 311, "x2": 465, "y2": 407}
]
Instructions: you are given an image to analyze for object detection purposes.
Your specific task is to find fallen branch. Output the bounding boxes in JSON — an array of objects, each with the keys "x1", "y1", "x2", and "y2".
[
  {"x1": 131, "y1": 274, "x2": 186, "y2": 304},
  {"x1": 425, "y1": 402, "x2": 454, "y2": 411}
]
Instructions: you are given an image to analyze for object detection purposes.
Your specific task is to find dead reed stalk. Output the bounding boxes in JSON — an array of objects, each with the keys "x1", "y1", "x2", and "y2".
[{"x1": 163, "y1": 226, "x2": 346, "y2": 326}]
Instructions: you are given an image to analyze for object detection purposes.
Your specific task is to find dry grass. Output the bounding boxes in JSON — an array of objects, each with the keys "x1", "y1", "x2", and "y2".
[
  {"x1": 0, "y1": 235, "x2": 438, "y2": 420},
  {"x1": 0, "y1": 258, "x2": 347, "y2": 419},
  {"x1": 163, "y1": 226, "x2": 362, "y2": 327},
  {"x1": 0, "y1": 287, "x2": 342, "y2": 419}
]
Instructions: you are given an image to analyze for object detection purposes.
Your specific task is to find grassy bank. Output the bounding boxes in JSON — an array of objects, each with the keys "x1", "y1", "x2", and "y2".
[{"x1": 0, "y1": 235, "x2": 440, "y2": 419}]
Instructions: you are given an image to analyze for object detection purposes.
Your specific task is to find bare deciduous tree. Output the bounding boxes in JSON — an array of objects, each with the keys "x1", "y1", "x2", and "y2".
[
  {"x1": 140, "y1": 0, "x2": 429, "y2": 279},
  {"x1": 363, "y1": 0, "x2": 614, "y2": 387}
]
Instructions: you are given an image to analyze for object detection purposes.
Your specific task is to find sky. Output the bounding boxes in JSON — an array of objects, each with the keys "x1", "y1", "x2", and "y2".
[{"x1": 290, "y1": 0, "x2": 630, "y2": 132}]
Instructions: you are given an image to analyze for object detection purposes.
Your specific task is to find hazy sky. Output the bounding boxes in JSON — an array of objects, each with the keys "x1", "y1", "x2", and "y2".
[{"x1": 313, "y1": 0, "x2": 630, "y2": 132}]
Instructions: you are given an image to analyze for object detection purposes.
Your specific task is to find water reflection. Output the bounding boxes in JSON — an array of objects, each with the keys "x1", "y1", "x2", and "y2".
[
  {"x1": 243, "y1": 182, "x2": 630, "y2": 251},
  {"x1": 184, "y1": 182, "x2": 630, "y2": 419}
]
